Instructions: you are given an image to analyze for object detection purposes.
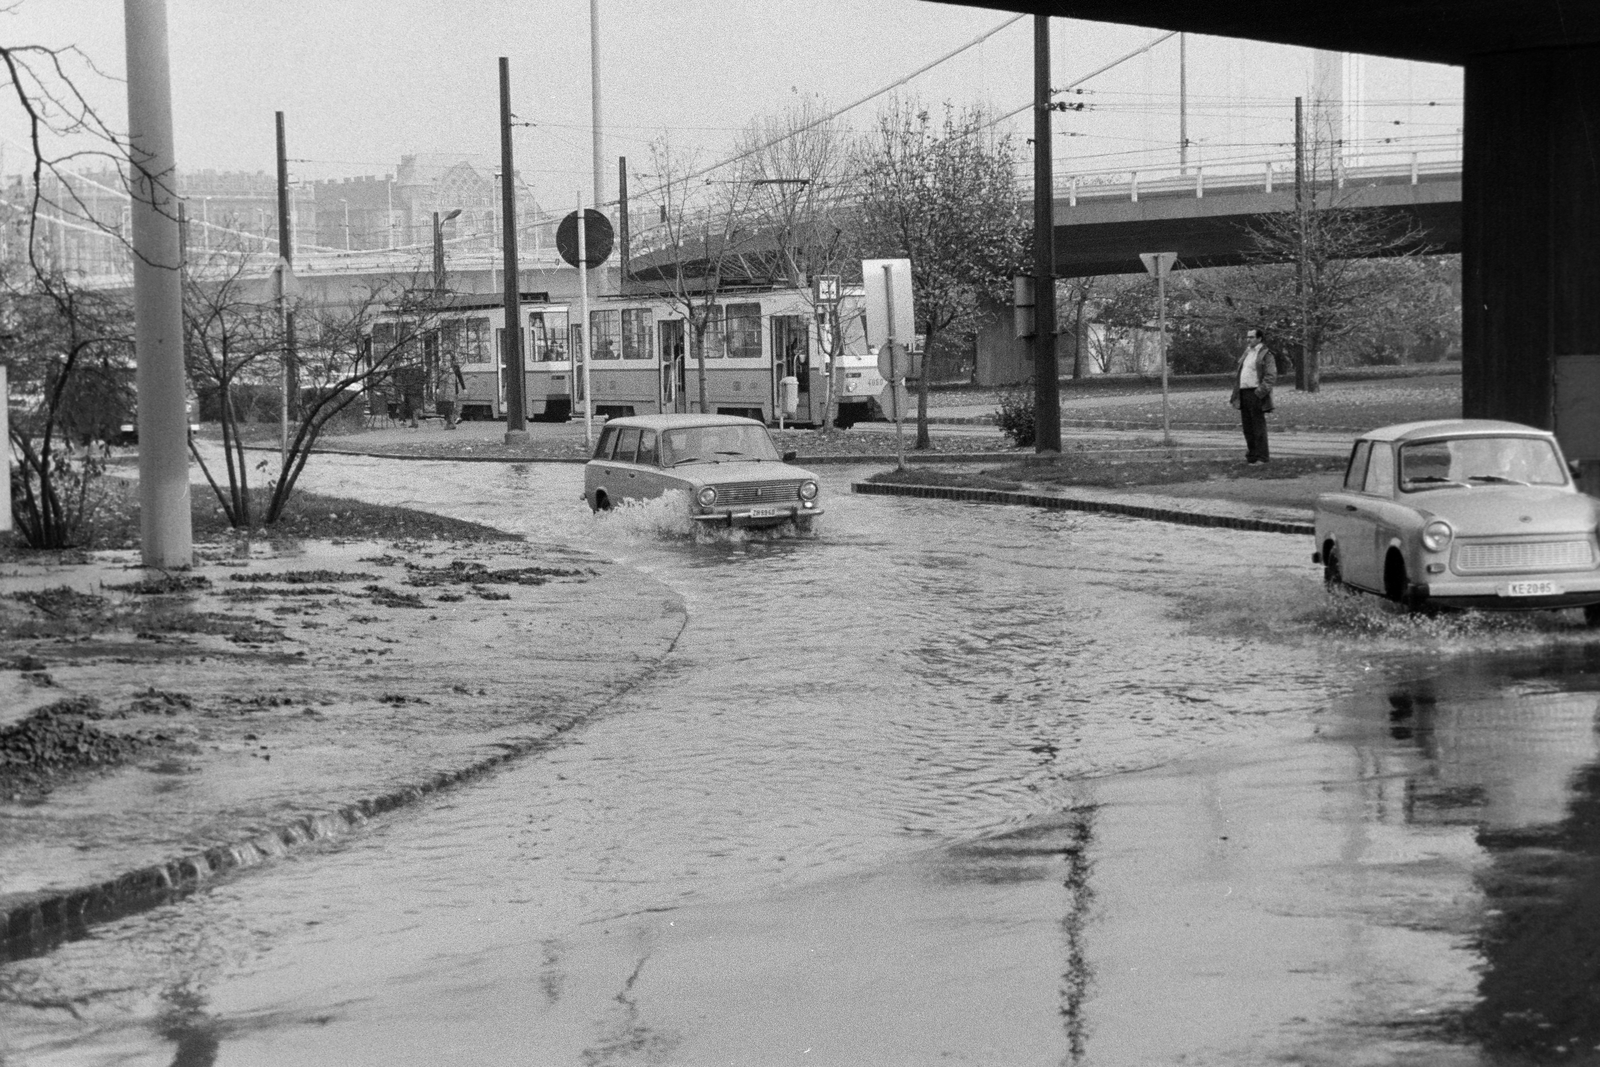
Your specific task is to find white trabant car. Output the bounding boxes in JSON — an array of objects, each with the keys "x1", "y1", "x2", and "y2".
[
  {"x1": 584, "y1": 414, "x2": 824, "y2": 528},
  {"x1": 1313, "y1": 419, "x2": 1600, "y2": 617}
]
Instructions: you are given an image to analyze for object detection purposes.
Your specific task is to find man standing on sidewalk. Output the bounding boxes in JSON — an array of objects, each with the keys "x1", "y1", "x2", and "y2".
[{"x1": 1230, "y1": 327, "x2": 1276, "y2": 463}]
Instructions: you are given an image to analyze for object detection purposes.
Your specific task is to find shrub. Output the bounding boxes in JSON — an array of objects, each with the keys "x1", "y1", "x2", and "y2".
[{"x1": 995, "y1": 384, "x2": 1035, "y2": 448}]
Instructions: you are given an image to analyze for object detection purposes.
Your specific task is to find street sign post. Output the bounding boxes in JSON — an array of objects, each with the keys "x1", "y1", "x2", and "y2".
[
  {"x1": 862, "y1": 258, "x2": 913, "y2": 349},
  {"x1": 1140, "y1": 252, "x2": 1178, "y2": 446}
]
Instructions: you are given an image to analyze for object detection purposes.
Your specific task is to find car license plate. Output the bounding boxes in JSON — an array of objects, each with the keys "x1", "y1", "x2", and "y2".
[
  {"x1": 748, "y1": 506, "x2": 783, "y2": 518},
  {"x1": 1503, "y1": 580, "x2": 1560, "y2": 597}
]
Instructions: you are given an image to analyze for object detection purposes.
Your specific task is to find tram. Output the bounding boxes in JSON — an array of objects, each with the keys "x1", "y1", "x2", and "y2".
[{"x1": 420, "y1": 286, "x2": 885, "y2": 429}]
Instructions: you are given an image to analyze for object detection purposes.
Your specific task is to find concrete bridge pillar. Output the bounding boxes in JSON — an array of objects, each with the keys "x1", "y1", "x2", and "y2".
[{"x1": 1463, "y1": 46, "x2": 1600, "y2": 480}]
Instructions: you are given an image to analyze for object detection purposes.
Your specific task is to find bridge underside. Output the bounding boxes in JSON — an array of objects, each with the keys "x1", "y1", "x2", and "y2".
[
  {"x1": 1056, "y1": 202, "x2": 1460, "y2": 278},
  {"x1": 936, "y1": 1, "x2": 1600, "y2": 464}
]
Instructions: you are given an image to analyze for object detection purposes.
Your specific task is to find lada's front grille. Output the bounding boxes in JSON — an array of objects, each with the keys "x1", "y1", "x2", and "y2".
[
  {"x1": 1454, "y1": 539, "x2": 1596, "y2": 574},
  {"x1": 713, "y1": 480, "x2": 800, "y2": 506}
]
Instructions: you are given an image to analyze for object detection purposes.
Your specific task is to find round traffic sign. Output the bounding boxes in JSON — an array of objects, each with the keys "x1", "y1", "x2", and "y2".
[{"x1": 556, "y1": 209, "x2": 615, "y2": 269}]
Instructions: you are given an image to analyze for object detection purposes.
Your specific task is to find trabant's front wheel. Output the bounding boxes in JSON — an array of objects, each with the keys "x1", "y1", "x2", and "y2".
[
  {"x1": 1583, "y1": 603, "x2": 1600, "y2": 627},
  {"x1": 1385, "y1": 550, "x2": 1432, "y2": 612}
]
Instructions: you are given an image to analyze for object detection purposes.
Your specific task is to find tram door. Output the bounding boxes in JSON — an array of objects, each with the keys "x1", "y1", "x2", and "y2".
[
  {"x1": 659, "y1": 319, "x2": 687, "y2": 414},
  {"x1": 771, "y1": 316, "x2": 811, "y2": 423}
]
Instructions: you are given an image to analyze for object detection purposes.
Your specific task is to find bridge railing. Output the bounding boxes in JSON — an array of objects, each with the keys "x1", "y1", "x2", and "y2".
[{"x1": 1054, "y1": 146, "x2": 1462, "y2": 206}]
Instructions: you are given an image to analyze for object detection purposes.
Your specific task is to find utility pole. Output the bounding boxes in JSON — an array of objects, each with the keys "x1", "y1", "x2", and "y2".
[
  {"x1": 1294, "y1": 95, "x2": 1309, "y2": 392},
  {"x1": 124, "y1": 0, "x2": 191, "y2": 567},
  {"x1": 276, "y1": 111, "x2": 298, "y2": 465},
  {"x1": 499, "y1": 57, "x2": 527, "y2": 442},
  {"x1": 618, "y1": 156, "x2": 629, "y2": 296},
  {"x1": 1032, "y1": 14, "x2": 1061, "y2": 453},
  {"x1": 1179, "y1": 33, "x2": 1188, "y2": 173}
]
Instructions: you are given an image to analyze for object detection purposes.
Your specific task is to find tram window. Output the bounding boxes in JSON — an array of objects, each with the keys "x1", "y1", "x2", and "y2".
[
  {"x1": 621, "y1": 309, "x2": 652, "y2": 360},
  {"x1": 613, "y1": 427, "x2": 641, "y2": 462},
  {"x1": 725, "y1": 302, "x2": 762, "y2": 360},
  {"x1": 590, "y1": 310, "x2": 622, "y2": 360},
  {"x1": 637, "y1": 429, "x2": 658, "y2": 465},
  {"x1": 594, "y1": 424, "x2": 619, "y2": 460},
  {"x1": 443, "y1": 318, "x2": 492, "y2": 366}
]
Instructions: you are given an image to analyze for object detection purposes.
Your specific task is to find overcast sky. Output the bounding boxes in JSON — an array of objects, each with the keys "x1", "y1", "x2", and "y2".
[{"x1": 4, "y1": 0, "x2": 1462, "y2": 208}]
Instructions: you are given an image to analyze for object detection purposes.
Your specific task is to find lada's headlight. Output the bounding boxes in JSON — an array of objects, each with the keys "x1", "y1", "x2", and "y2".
[
  {"x1": 1422, "y1": 519, "x2": 1454, "y2": 552},
  {"x1": 798, "y1": 480, "x2": 819, "y2": 501},
  {"x1": 696, "y1": 486, "x2": 717, "y2": 508}
]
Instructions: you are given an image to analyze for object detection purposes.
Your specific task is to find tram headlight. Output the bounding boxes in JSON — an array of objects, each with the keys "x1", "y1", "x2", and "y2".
[
  {"x1": 798, "y1": 480, "x2": 819, "y2": 502},
  {"x1": 696, "y1": 486, "x2": 718, "y2": 508},
  {"x1": 1422, "y1": 519, "x2": 1453, "y2": 553}
]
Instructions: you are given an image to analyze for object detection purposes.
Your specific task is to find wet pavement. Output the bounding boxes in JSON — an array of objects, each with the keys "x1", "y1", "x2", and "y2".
[{"x1": 4, "y1": 454, "x2": 1600, "y2": 1065}]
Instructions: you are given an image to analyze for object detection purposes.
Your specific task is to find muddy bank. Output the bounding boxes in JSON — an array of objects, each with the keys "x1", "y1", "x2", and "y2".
[{"x1": 0, "y1": 536, "x2": 686, "y2": 959}]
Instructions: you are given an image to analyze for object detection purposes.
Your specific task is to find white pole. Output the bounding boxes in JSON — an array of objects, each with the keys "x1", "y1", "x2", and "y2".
[
  {"x1": 578, "y1": 190, "x2": 593, "y2": 448},
  {"x1": 124, "y1": 0, "x2": 192, "y2": 567},
  {"x1": 590, "y1": 0, "x2": 604, "y2": 213},
  {"x1": 1158, "y1": 269, "x2": 1171, "y2": 446}
]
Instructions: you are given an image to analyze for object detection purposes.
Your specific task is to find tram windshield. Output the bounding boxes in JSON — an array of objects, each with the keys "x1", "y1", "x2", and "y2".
[{"x1": 661, "y1": 424, "x2": 781, "y2": 466}]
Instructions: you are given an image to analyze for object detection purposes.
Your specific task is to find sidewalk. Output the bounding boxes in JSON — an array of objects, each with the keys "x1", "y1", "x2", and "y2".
[{"x1": 1, "y1": 537, "x2": 686, "y2": 960}]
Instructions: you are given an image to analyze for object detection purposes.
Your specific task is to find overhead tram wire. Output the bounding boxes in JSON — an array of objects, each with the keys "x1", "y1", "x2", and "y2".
[{"x1": 623, "y1": 11, "x2": 1028, "y2": 206}]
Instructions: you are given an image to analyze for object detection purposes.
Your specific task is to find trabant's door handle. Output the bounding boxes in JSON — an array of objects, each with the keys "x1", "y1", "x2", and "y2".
[{"x1": 1345, "y1": 505, "x2": 1359, "y2": 512}]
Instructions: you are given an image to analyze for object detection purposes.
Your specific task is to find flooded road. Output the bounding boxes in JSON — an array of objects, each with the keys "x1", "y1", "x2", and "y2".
[{"x1": 6, "y1": 459, "x2": 1600, "y2": 1064}]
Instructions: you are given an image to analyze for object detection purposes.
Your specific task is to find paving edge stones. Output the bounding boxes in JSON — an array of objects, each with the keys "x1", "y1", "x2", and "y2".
[
  {"x1": 851, "y1": 480, "x2": 1315, "y2": 536},
  {"x1": 0, "y1": 712, "x2": 597, "y2": 962}
]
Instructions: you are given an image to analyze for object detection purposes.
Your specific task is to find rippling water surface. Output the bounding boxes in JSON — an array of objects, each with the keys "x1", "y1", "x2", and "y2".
[{"x1": 8, "y1": 458, "x2": 1600, "y2": 1065}]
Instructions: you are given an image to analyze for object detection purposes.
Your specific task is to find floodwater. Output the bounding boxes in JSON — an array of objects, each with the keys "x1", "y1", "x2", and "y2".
[{"x1": 5, "y1": 459, "x2": 1600, "y2": 1065}]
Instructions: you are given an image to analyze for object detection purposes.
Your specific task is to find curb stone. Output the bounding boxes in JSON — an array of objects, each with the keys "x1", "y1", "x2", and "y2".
[
  {"x1": 851, "y1": 480, "x2": 1315, "y2": 536},
  {"x1": 0, "y1": 712, "x2": 592, "y2": 962}
]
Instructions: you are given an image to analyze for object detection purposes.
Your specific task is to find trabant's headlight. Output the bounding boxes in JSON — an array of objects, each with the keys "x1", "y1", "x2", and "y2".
[
  {"x1": 798, "y1": 480, "x2": 819, "y2": 501},
  {"x1": 696, "y1": 487, "x2": 717, "y2": 508},
  {"x1": 1422, "y1": 520, "x2": 1454, "y2": 552}
]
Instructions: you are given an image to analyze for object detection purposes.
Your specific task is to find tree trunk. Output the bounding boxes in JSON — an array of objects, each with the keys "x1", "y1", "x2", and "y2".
[
  {"x1": 694, "y1": 321, "x2": 709, "y2": 415},
  {"x1": 914, "y1": 328, "x2": 935, "y2": 450}
]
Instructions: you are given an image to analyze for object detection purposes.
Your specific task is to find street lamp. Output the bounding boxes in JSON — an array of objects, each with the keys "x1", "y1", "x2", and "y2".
[{"x1": 433, "y1": 208, "x2": 461, "y2": 291}]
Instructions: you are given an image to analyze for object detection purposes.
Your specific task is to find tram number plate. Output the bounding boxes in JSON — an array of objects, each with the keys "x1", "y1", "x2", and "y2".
[
  {"x1": 1503, "y1": 580, "x2": 1559, "y2": 597},
  {"x1": 748, "y1": 506, "x2": 784, "y2": 518}
]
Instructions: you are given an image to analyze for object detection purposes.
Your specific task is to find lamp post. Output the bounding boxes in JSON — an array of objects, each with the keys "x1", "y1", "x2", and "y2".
[
  {"x1": 433, "y1": 207, "x2": 461, "y2": 292},
  {"x1": 338, "y1": 198, "x2": 351, "y2": 250}
]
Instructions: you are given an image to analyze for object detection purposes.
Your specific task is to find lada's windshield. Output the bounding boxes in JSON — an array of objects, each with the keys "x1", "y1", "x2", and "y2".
[
  {"x1": 1398, "y1": 435, "x2": 1568, "y2": 491},
  {"x1": 661, "y1": 424, "x2": 780, "y2": 466}
]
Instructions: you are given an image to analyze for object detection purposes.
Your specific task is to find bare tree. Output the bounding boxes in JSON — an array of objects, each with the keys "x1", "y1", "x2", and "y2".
[
  {"x1": 641, "y1": 139, "x2": 760, "y2": 416},
  {"x1": 183, "y1": 234, "x2": 280, "y2": 528},
  {"x1": 1222, "y1": 118, "x2": 1432, "y2": 391},
  {"x1": 854, "y1": 100, "x2": 1027, "y2": 448},
  {"x1": 4, "y1": 262, "x2": 134, "y2": 547},
  {"x1": 731, "y1": 99, "x2": 857, "y2": 428},
  {"x1": 263, "y1": 278, "x2": 442, "y2": 524}
]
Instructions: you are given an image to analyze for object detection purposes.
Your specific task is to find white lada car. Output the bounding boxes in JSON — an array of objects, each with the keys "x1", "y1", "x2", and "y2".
[
  {"x1": 584, "y1": 414, "x2": 824, "y2": 529},
  {"x1": 1313, "y1": 419, "x2": 1600, "y2": 619}
]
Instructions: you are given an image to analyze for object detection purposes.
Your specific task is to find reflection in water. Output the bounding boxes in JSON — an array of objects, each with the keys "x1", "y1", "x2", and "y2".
[{"x1": 1366, "y1": 652, "x2": 1600, "y2": 1060}]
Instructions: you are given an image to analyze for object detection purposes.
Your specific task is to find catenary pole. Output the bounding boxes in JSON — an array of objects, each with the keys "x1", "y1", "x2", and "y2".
[
  {"x1": 124, "y1": 0, "x2": 192, "y2": 567},
  {"x1": 1032, "y1": 14, "x2": 1061, "y2": 452},
  {"x1": 275, "y1": 111, "x2": 296, "y2": 468},
  {"x1": 499, "y1": 57, "x2": 527, "y2": 441}
]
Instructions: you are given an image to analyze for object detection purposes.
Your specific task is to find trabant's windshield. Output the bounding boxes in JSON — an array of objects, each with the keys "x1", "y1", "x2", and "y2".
[
  {"x1": 661, "y1": 424, "x2": 781, "y2": 466},
  {"x1": 1398, "y1": 435, "x2": 1568, "y2": 491}
]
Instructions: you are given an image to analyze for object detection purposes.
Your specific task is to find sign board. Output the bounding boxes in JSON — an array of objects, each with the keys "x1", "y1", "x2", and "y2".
[
  {"x1": 557, "y1": 210, "x2": 615, "y2": 269},
  {"x1": 1139, "y1": 252, "x2": 1178, "y2": 279},
  {"x1": 862, "y1": 258, "x2": 914, "y2": 348},
  {"x1": 876, "y1": 341, "x2": 916, "y2": 383},
  {"x1": 813, "y1": 274, "x2": 840, "y2": 304}
]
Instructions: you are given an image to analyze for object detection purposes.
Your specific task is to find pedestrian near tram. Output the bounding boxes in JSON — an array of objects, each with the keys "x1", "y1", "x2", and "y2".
[{"x1": 1230, "y1": 327, "x2": 1277, "y2": 463}]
